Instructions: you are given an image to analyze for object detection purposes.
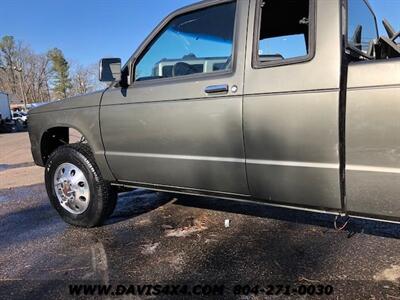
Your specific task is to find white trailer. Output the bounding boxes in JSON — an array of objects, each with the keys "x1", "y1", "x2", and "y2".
[{"x1": 0, "y1": 92, "x2": 11, "y2": 124}]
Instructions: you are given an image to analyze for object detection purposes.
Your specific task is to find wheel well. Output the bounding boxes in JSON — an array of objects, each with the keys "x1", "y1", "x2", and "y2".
[{"x1": 40, "y1": 127, "x2": 88, "y2": 165}]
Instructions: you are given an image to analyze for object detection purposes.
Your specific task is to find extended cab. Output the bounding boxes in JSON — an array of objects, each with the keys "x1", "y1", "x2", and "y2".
[{"x1": 28, "y1": 0, "x2": 400, "y2": 227}]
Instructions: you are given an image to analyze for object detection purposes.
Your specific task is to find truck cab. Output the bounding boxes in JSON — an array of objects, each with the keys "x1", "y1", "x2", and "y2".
[{"x1": 28, "y1": 0, "x2": 400, "y2": 227}]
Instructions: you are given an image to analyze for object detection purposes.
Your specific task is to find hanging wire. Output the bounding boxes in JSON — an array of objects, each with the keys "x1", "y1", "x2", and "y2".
[{"x1": 334, "y1": 215, "x2": 350, "y2": 231}]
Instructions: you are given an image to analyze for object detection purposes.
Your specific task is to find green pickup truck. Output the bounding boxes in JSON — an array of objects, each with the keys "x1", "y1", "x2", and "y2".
[{"x1": 28, "y1": 0, "x2": 400, "y2": 227}]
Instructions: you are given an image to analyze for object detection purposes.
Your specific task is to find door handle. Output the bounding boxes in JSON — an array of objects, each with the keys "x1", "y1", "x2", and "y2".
[{"x1": 205, "y1": 84, "x2": 229, "y2": 94}]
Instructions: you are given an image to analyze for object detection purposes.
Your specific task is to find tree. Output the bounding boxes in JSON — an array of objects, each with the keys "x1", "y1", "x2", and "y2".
[
  {"x1": 48, "y1": 48, "x2": 71, "y2": 99},
  {"x1": 0, "y1": 36, "x2": 21, "y2": 98},
  {"x1": 23, "y1": 50, "x2": 52, "y2": 102},
  {"x1": 70, "y1": 63, "x2": 107, "y2": 97},
  {"x1": 0, "y1": 36, "x2": 52, "y2": 103},
  {"x1": 0, "y1": 35, "x2": 102, "y2": 104},
  {"x1": 70, "y1": 64, "x2": 96, "y2": 96}
]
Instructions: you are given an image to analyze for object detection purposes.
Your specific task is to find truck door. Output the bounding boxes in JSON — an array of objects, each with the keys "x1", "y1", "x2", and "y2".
[
  {"x1": 100, "y1": 0, "x2": 250, "y2": 196},
  {"x1": 346, "y1": 0, "x2": 400, "y2": 220},
  {"x1": 243, "y1": 0, "x2": 343, "y2": 209}
]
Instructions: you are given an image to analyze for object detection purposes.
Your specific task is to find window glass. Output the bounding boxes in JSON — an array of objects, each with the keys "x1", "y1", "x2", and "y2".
[
  {"x1": 257, "y1": 0, "x2": 311, "y2": 63},
  {"x1": 135, "y1": 2, "x2": 236, "y2": 82},
  {"x1": 347, "y1": 0, "x2": 378, "y2": 55}
]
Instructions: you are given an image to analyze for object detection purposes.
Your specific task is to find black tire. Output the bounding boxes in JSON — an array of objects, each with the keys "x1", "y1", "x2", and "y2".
[
  {"x1": 45, "y1": 143, "x2": 117, "y2": 227},
  {"x1": 16, "y1": 119, "x2": 24, "y2": 131}
]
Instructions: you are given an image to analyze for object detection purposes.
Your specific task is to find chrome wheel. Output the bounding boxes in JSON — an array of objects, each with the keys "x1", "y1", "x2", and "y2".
[{"x1": 53, "y1": 162, "x2": 90, "y2": 215}]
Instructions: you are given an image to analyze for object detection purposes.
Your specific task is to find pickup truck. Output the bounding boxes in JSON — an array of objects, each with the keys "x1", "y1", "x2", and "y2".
[{"x1": 28, "y1": 0, "x2": 400, "y2": 227}]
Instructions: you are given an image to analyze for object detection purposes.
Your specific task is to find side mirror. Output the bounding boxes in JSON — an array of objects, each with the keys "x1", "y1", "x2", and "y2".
[{"x1": 99, "y1": 58, "x2": 121, "y2": 82}]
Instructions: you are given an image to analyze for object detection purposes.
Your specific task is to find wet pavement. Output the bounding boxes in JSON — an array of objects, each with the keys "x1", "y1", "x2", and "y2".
[{"x1": 1, "y1": 133, "x2": 400, "y2": 299}]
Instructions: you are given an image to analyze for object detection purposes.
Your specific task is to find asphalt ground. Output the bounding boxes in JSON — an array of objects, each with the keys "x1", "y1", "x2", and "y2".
[{"x1": 1, "y1": 132, "x2": 400, "y2": 299}]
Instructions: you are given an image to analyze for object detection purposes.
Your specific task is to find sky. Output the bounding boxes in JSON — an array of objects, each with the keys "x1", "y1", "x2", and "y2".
[{"x1": 1, "y1": 0, "x2": 399, "y2": 67}]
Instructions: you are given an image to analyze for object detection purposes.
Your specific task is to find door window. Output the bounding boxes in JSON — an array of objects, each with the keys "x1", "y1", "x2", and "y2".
[
  {"x1": 135, "y1": 2, "x2": 236, "y2": 82},
  {"x1": 255, "y1": 0, "x2": 313, "y2": 66},
  {"x1": 347, "y1": 0, "x2": 378, "y2": 56}
]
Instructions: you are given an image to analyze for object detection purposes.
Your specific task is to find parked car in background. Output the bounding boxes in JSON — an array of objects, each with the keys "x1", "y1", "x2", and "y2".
[
  {"x1": 28, "y1": 0, "x2": 400, "y2": 228},
  {"x1": 12, "y1": 111, "x2": 28, "y2": 129}
]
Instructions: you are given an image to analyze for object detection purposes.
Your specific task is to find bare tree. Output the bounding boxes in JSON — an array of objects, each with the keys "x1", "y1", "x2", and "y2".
[
  {"x1": 20, "y1": 48, "x2": 52, "y2": 102},
  {"x1": 0, "y1": 36, "x2": 51, "y2": 103},
  {"x1": 0, "y1": 36, "x2": 24, "y2": 99},
  {"x1": 0, "y1": 35, "x2": 106, "y2": 104},
  {"x1": 70, "y1": 64, "x2": 106, "y2": 97}
]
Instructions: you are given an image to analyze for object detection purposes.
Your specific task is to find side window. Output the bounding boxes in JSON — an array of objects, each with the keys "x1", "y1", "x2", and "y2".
[
  {"x1": 135, "y1": 2, "x2": 236, "y2": 82},
  {"x1": 347, "y1": 0, "x2": 378, "y2": 56},
  {"x1": 255, "y1": 0, "x2": 313, "y2": 65}
]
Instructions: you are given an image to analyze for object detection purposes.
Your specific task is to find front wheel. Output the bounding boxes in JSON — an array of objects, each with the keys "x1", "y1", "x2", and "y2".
[{"x1": 45, "y1": 143, "x2": 117, "y2": 227}]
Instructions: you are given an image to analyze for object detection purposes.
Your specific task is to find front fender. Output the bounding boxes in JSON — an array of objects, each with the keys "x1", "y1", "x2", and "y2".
[{"x1": 28, "y1": 106, "x2": 115, "y2": 182}]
